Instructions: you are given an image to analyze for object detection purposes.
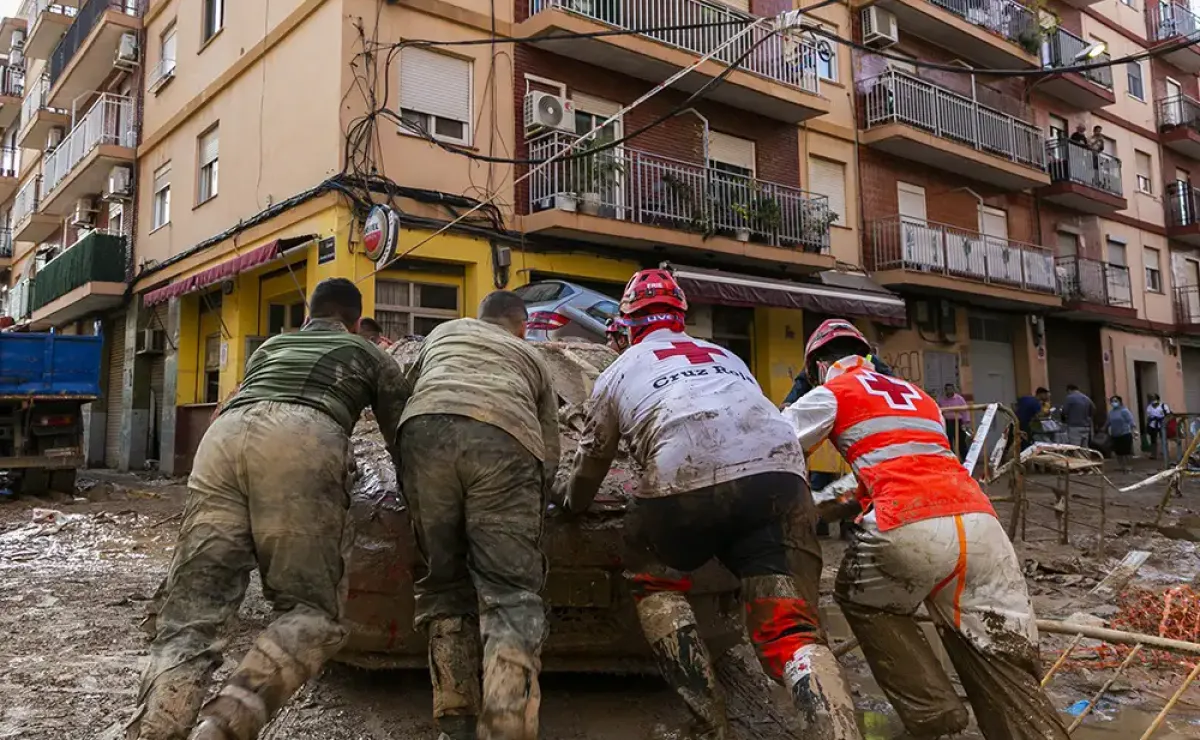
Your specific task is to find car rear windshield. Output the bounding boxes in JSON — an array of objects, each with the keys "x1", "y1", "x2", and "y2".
[{"x1": 515, "y1": 282, "x2": 568, "y2": 303}]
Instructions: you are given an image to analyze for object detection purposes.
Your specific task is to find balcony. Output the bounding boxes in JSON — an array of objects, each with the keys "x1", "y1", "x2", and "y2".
[
  {"x1": 0, "y1": 227, "x2": 14, "y2": 268},
  {"x1": 17, "y1": 74, "x2": 70, "y2": 151},
  {"x1": 19, "y1": 0, "x2": 78, "y2": 60},
  {"x1": 47, "y1": 0, "x2": 141, "y2": 109},
  {"x1": 1159, "y1": 95, "x2": 1200, "y2": 159},
  {"x1": 1040, "y1": 139, "x2": 1126, "y2": 214},
  {"x1": 1167, "y1": 180, "x2": 1200, "y2": 246},
  {"x1": 0, "y1": 148, "x2": 21, "y2": 204},
  {"x1": 12, "y1": 176, "x2": 60, "y2": 244},
  {"x1": 1039, "y1": 27, "x2": 1114, "y2": 110},
  {"x1": 523, "y1": 132, "x2": 836, "y2": 271},
  {"x1": 1148, "y1": 2, "x2": 1200, "y2": 74},
  {"x1": 28, "y1": 230, "x2": 125, "y2": 328},
  {"x1": 40, "y1": 94, "x2": 135, "y2": 215},
  {"x1": 1056, "y1": 256, "x2": 1136, "y2": 320},
  {"x1": 1175, "y1": 284, "x2": 1200, "y2": 330},
  {"x1": 514, "y1": 0, "x2": 829, "y2": 123},
  {"x1": 866, "y1": 215, "x2": 1061, "y2": 307},
  {"x1": 0, "y1": 65, "x2": 24, "y2": 131},
  {"x1": 859, "y1": 69, "x2": 1049, "y2": 190},
  {"x1": 0, "y1": 16, "x2": 27, "y2": 54},
  {"x1": 854, "y1": 0, "x2": 1039, "y2": 69}
]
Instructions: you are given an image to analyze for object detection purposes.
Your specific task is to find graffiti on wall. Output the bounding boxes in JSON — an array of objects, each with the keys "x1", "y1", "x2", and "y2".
[{"x1": 881, "y1": 351, "x2": 921, "y2": 384}]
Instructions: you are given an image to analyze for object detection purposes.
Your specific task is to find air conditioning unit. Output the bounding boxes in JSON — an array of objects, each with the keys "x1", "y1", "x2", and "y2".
[
  {"x1": 862, "y1": 6, "x2": 899, "y2": 48},
  {"x1": 104, "y1": 164, "x2": 133, "y2": 200},
  {"x1": 46, "y1": 126, "x2": 64, "y2": 150},
  {"x1": 524, "y1": 92, "x2": 576, "y2": 135},
  {"x1": 136, "y1": 328, "x2": 166, "y2": 355},
  {"x1": 9, "y1": 47, "x2": 23, "y2": 67},
  {"x1": 12, "y1": 29, "x2": 25, "y2": 49},
  {"x1": 70, "y1": 197, "x2": 96, "y2": 227},
  {"x1": 116, "y1": 32, "x2": 139, "y2": 67}
]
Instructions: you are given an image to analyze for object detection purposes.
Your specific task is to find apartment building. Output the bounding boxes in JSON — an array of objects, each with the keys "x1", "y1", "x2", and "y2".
[{"x1": 852, "y1": 0, "x2": 1200, "y2": 424}]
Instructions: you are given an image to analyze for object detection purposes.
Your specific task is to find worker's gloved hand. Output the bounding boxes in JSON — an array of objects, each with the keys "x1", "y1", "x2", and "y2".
[{"x1": 549, "y1": 476, "x2": 571, "y2": 513}]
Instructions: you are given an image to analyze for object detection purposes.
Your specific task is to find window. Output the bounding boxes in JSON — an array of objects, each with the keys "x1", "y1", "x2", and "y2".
[
  {"x1": 202, "y1": 0, "x2": 224, "y2": 43},
  {"x1": 1049, "y1": 114, "x2": 1068, "y2": 141},
  {"x1": 152, "y1": 163, "x2": 170, "y2": 229},
  {"x1": 1107, "y1": 240, "x2": 1127, "y2": 266},
  {"x1": 1127, "y1": 60, "x2": 1145, "y2": 100},
  {"x1": 197, "y1": 126, "x2": 219, "y2": 204},
  {"x1": 813, "y1": 25, "x2": 837, "y2": 81},
  {"x1": 708, "y1": 131, "x2": 755, "y2": 178},
  {"x1": 375, "y1": 280, "x2": 460, "y2": 338},
  {"x1": 1120, "y1": 0, "x2": 1134, "y2": 7},
  {"x1": 1136, "y1": 150, "x2": 1154, "y2": 193},
  {"x1": 399, "y1": 48, "x2": 471, "y2": 145},
  {"x1": 203, "y1": 334, "x2": 220, "y2": 403},
  {"x1": 808, "y1": 157, "x2": 847, "y2": 226},
  {"x1": 108, "y1": 202, "x2": 124, "y2": 236},
  {"x1": 1145, "y1": 247, "x2": 1163, "y2": 292},
  {"x1": 158, "y1": 22, "x2": 177, "y2": 80},
  {"x1": 268, "y1": 301, "x2": 306, "y2": 335}
]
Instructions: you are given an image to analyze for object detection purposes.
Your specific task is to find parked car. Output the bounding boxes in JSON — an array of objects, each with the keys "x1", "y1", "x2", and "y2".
[{"x1": 516, "y1": 280, "x2": 619, "y2": 343}]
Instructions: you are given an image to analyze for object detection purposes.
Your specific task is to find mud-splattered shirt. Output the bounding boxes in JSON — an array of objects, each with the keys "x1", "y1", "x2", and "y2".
[
  {"x1": 401, "y1": 318, "x2": 560, "y2": 466},
  {"x1": 572, "y1": 329, "x2": 806, "y2": 501},
  {"x1": 222, "y1": 318, "x2": 411, "y2": 447}
]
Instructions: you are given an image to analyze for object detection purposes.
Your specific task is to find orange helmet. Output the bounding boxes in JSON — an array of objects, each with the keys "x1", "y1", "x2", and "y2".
[
  {"x1": 804, "y1": 319, "x2": 871, "y2": 383},
  {"x1": 619, "y1": 268, "x2": 688, "y2": 316}
]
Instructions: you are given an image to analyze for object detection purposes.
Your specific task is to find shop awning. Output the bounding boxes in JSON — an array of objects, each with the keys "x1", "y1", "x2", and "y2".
[
  {"x1": 673, "y1": 267, "x2": 907, "y2": 325},
  {"x1": 143, "y1": 235, "x2": 315, "y2": 307}
]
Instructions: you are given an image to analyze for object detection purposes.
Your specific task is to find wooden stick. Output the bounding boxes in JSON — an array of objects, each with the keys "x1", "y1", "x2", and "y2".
[
  {"x1": 832, "y1": 637, "x2": 860, "y2": 659},
  {"x1": 1041, "y1": 633, "x2": 1083, "y2": 687},
  {"x1": 1138, "y1": 660, "x2": 1200, "y2": 740},
  {"x1": 1036, "y1": 619, "x2": 1200, "y2": 655},
  {"x1": 1066, "y1": 643, "x2": 1142, "y2": 733}
]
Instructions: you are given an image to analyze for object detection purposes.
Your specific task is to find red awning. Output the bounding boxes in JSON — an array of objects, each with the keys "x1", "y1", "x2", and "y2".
[{"x1": 143, "y1": 236, "x2": 315, "y2": 306}]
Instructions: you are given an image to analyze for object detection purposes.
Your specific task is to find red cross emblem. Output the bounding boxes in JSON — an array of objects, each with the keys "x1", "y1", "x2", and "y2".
[
  {"x1": 856, "y1": 371, "x2": 922, "y2": 411},
  {"x1": 653, "y1": 341, "x2": 727, "y2": 365}
]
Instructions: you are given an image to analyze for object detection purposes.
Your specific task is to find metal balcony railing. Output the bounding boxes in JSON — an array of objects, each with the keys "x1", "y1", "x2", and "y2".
[
  {"x1": 147, "y1": 54, "x2": 175, "y2": 91},
  {"x1": 0, "y1": 148, "x2": 19, "y2": 179},
  {"x1": 527, "y1": 0, "x2": 819, "y2": 94},
  {"x1": 13, "y1": 176, "x2": 41, "y2": 227},
  {"x1": 1176, "y1": 284, "x2": 1200, "y2": 325},
  {"x1": 1044, "y1": 27, "x2": 1113, "y2": 88},
  {"x1": 1057, "y1": 255, "x2": 1132, "y2": 307},
  {"x1": 528, "y1": 132, "x2": 833, "y2": 252},
  {"x1": 1159, "y1": 94, "x2": 1200, "y2": 132},
  {"x1": 48, "y1": 0, "x2": 141, "y2": 88},
  {"x1": 1150, "y1": 1, "x2": 1200, "y2": 42},
  {"x1": 43, "y1": 94, "x2": 136, "y2": 195},
  {"x1": 927, "y1": 0, "x2": 1037, "y2": 50},
  {"x1": 860, "y1": 69, "x2": 1046, "y2": 170},
  {"x1": 20, "y1": 0, "x2": 79, "y2": 34},
  {"x1": 0, "y1": 228, "x2": 14, "y2": 258},
  {"x1": 20, "y1": 74, "x2": 53, "y2": 131},
  {"x1": 0, "y1": 66, "x2": 24, "y2": 98},
  {"x1": 1045, "y1": 139, "x2": 1122, "y2": 197},
  {"x1": 1167, "y1": 180, "x2": 1200, "y2": 228},
  {"x1": 868, "y1": 214, "x2": 1057, "y2": 293},
  {"x1": 29, "y1": 230, "x2": 127, "y2": 312}
]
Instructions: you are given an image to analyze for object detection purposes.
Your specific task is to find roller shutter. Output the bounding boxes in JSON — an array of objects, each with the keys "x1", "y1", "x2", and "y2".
[{"x1": 104, "y1": 314, "x2": 126, "y2": 467}]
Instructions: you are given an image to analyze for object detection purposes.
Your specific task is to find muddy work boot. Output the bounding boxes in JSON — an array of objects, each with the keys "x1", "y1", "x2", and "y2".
[
  {"x1": 477, "y1": 644, "x2": 542, "y2": 740},
  {"x1": 125, "y1": 660, "x2": 218, "y2": 740},
  {"x1": 779, "y1": 644, "x2": 860, "y2": 740},
  {"x1": 428, "y1": 616, "x2": 483, "y2": 740}
]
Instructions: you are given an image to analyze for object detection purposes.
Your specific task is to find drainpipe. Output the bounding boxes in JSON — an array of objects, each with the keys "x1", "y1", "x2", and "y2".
[{"x1": 952, "y1": 186, "x2": 986, "y2": 229}]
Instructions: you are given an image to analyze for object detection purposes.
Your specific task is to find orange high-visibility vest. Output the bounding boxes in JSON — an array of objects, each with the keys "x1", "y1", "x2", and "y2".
[{"x1": 826, "y1": 366, "x2": 996, "y2": 531}]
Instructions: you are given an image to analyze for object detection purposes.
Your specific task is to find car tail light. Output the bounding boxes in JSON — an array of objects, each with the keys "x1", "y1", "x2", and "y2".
[
  {"x1": 36, "y1": 414, "x2": 75, "y2": 427},
  {"x1": 527, "y1": 311, "x2": 570, "y2": 331}
]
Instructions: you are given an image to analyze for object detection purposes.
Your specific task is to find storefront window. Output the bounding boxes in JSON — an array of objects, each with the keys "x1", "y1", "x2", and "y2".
[{"x1": 376, "y1": 279, "x2": 460, "y2": 339}]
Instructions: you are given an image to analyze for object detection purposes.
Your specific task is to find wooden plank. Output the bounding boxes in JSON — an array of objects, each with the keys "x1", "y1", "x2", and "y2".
[{"x1": 1090, "y1": 550, "x2": 1152, "y2": 599}]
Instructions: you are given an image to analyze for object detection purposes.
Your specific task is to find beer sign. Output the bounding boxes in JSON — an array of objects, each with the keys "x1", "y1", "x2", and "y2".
[{"x1": 363, "y1": 205, "x2": 400, "y2": 265}]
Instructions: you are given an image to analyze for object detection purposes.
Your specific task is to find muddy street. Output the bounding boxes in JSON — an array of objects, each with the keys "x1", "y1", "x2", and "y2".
[{"x1": 3, "y1": 467, "x2": 1200, "y2": 739}]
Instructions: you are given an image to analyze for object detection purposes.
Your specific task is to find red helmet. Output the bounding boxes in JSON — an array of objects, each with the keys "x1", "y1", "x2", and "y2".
[
  {"x1": 804, "y1": 319, "x2": 871, "y2": 383},
  {"x1": 620, "y1": 268, "x2": 688, "y2": 316}
]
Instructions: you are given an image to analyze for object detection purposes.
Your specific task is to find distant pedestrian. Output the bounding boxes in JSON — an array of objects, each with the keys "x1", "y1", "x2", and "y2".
[
  {"x1": 1062, "y1": 384, "x2": 1095, "y2": 448},
  {"x1": 1069, "y1": 124, "x2": 1089, "y2": 147},
  {"x1": 1106, "y1": 395, "x2": 1136, "y2": 473},
  {"x1": 1016, "y1": 387, "x2": 1050, "y2": 449},
  {"x1": 1146, "y1": 394, "x2": 1170, "y2": 460},
  {"x1": 939, "y1": 383, "x2": 970, "y2": 460}
]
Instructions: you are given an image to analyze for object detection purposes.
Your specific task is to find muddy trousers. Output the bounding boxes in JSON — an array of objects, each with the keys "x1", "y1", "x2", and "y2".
[
  {"x1": 126, "y1": 403, "x2": 355, "y2": 740},
  {"x1": 400, "y1": 415, "x2": 548, "y2": 740},
  {"x1": 628, "y1": 472, "x2": 859, "y2": 740},
  {"x1": 834, "y1": 512, "x2": 1070, "y2": 740}
]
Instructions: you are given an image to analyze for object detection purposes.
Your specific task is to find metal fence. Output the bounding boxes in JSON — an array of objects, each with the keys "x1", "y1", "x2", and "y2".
[
  {"x1": 1044, "y1": 26, "x2": 1113, "y2": 88},
  {"x1": 17, "y1": 74, "x2": 65, "y2": 133},
  {"x1": 928, "y1": 0, "x2": 1037, "y2": 49},
  {"x1": 1159, "y1": 93, "x2": 1200, "y2": 131},
  {"x1": 1056, "y1": 255, "x2": 1132, "y2": 307},
  {"x1": 1150, "y1": 0, "x2": 1200, "y2": 41},
  {"x1": 0, "y1": 65, "x2": 23, "y2": 99},
  {"x1": 0, "y1": 228, "x2": 13, "y2": 259},
  {"x1": 860, "y1": 69, "x2": 1046, "y2": 170},
  {"x1": 868, "y1": 214, "x2": 1058, "y2": 292},
  {"x1": 43, "y1": 94, "x2": 136, "y2": 195},
  {"x1": 1175, "y1": 284, "x2": 1200, "y2": 325},
  {"x1": 528, "y1": 0, "x2": 820, "y2": 93},
  {"x1": 1167, "y1": 180, "x2": 1200, "y2": 228},
  {"x1": 12, "y1": 176, "x2": 40, "y2": 229},
  {"x1": 528, "y1": 132, "x2": 833, "y2": 252},
  {"x1": 1045, "y1": 138, "x2": 1123, "y2": 196},
  {"x1": 49, "y1": 0, "x2": 141, "y2": 87}
]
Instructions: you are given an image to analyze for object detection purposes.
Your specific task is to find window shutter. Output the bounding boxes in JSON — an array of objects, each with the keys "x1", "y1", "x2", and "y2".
[
  {"x1": 808, "y1": 157, "x2": 847, "y2": 224},
  {"x1": 400, "y1": 48, "x2": 471, "y2": 123},
  {"x1": 199, "y1": 128, "x2": 218, "y2": 166},
  {"x1": 163, "y1": 28, "x2": 177, "y2": 63},
  {"x1": 708, "y1": 131, "x2": 755, "y2": 173},
  {"x1": 153, "y1": 164, "x2": 170, "y2": 192},
  {"x1": 572, "y1": 92, "x2": 621, "y2": 118}
]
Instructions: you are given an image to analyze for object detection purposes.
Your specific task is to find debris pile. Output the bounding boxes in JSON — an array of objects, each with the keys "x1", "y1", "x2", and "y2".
[
  {"x1": 1099, "y1": 587, "x2": 1200, "y2": 669},
  {"x1": 0, "y1": 508, "x2": 154, "y2": 571}
]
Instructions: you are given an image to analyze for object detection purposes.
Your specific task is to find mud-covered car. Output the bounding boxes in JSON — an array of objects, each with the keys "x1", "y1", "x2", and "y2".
[{"x1": 338, "y1": 338, "x2": 745, "y2": 672}]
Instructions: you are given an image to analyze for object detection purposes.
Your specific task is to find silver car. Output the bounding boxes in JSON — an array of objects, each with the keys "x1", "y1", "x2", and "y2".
[{"x1": 517, "y1": 280, "x2": 620, "y2": 343}]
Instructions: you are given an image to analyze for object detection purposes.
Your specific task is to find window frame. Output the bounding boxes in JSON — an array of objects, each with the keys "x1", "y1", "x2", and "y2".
[
  {"x1": 152, "y1": 163, "x2": 171, "y2": 230},
  {"x1": 202, "y1": 0, "x2": 224, "y2": 45},
  {"x1": 160, "y1": 22, "x2": 177, "y2": 75},
  {"x1": 374, "y1": 279, "x2": 461, "y2": 338},
  {"x1": 1127, "y1": 60, "x2": 1145, "y2": 101},
  {"x1": 398, "y1": 49, "x2": 473, "y2": 146},
  {"x1": 1145, "y1": 247, "x2": 1163, "y2": 293},
  {"x1": 812, "y1": 24, "x2": 838, "y2": 82},
  {"x1": 1136, "y1": 150, "x2": 1154, "y2": 194},
  {"x1": 197, "y1": 125, "x2": 219, "y2": 205}
]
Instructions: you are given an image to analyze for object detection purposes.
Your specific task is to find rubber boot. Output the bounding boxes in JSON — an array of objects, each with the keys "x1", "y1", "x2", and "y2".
[
  {"x1": 779, "y1": 644, "x2": 861, "y2": 740},
  {"x1": 636, "y1": 591, "x2": 730, "y2": 740},
  {"x1": 428, "y1": 616, "x2": 482, "y2": 740},
  {"x1": 125, "y1": 660, "x2": 217, "y2": 740},
  {"x1": 477, "y1": 643, "x2": 542, "y2": 740}
]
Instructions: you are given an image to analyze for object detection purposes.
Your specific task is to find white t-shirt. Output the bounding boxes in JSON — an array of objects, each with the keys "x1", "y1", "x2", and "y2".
[{"x1": 579, "y1": 329, "x2": 806, "y2": 498}]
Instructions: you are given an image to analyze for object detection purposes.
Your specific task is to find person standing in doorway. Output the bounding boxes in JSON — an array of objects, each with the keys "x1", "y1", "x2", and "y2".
[
  {"x1": 1015, "y1": 387, "x2": 1050, "y2": 449},
  {"x1": 1106, "y1": 396, "x2": 1136, "y2": 473},
  {"x1": 1062, "y1": 384, "x2": 1095, "y2": 448},
  {"x1": 1146, "y1": 394, "x2": 1171, "y2": 460},
  {"x1": 939, "y1": 383, "x2": 971, "y2": 460}
]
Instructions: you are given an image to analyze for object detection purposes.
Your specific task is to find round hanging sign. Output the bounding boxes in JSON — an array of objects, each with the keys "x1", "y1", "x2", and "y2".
[{"x1": 363, "y1": 205, "x2": 400, "y2": 265}]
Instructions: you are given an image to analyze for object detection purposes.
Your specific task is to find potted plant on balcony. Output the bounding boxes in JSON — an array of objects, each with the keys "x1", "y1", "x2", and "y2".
[
  {"x1": 659, "y1": 172, "x2": 713, "y2": 236},
  {"x1": 799, "y1": 200, "x2": 838, "y2": 252},
  {"x1": 730, "y1": 201, "x2": 754, "y2": 242},
  {"x1": 572, "y1": 139, "x2": 624, "y2": 217}
]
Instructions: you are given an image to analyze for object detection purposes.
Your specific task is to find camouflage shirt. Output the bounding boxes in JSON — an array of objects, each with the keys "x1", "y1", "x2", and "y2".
[{"x1": 223, "y1": 318, "x2": 410, "y2": 446}]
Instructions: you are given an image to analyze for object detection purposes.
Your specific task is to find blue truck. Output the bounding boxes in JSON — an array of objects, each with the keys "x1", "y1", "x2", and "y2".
[{"x1": 0, "y1": 332, "x2": 103, "y2": 496}]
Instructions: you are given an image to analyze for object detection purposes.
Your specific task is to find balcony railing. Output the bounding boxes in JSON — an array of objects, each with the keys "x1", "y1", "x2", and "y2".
[
  {"x1": 860, "y1": 69, "x2": 1047, "y2": 170},
  {"x1": 29, "y1": 230, "x2": 127, "y2": 312},
  {"x1": 1160, "y1": 94, "x2": 1200, "y2": 132},
  {"x1": 1150, "y1": 1, "x2": 1200, "y2": 42},
  {"x1": 0, "y1": 66, "x2": 23, "y2": 98},
  {"x1": 0, "y1": 228, "x2": 13, "y2": 258},
  {"x1": 48, "y1": 0, "x2": 141, "y2": 88},
  {"x1": 0, "y1": 148, "x2": 19, "y2": 179},
  {"x1": 528, "y1": 0, "x2": 819, "y2": 94},
  {"x1": 869, "y1": 214, "x2": 1057, "y2": 293},
  {"x1": 926, "y1": 0, "x2": 1037, "y2": 49},
  {"x1": 147, "y1": 54, "x2": 175, "y2": 91},
  {"x1": 1044, "y1": 27, "x2": 1113, "y2": 88},
  {"x1": 1167, "y1": 180, "x2": 1200, "y2": 228},
  {"x1": 13, "y1": 176, "x2": 41, "y2": 227},
  {"x1": 43, "y1": 94, "x2": 136, "y2": 195},
  {"x1": 1045, "y1": 139, "x2": 1122, "y2": 196},
  {"x1": 528, "y1": 132, "x2": 833, "y2": 252},
  {"x1": 19, "y1": 74, "x2": 59, "y2": 130},
  {"x1": 1176, "y1": 284, "x2": 1200, "y2": 325},
  {"x1": 20, "y1": 0, "x2": 79, "y2": 33},
  {"x1": 1057, "y1": 255, "x2": 1132, "y2": 307}
]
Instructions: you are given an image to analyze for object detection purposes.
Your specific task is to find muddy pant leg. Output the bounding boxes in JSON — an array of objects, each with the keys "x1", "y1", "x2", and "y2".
[
  {"x1": 127, "y1": 416, "x2": 256, "y2": 740},
  {"x1": 193, "y1": 404, "x2": 354, "y2": 740},
  {"x1": 833, "y1": 516, "x2": 969, "y2": 738},
  {"x1": 926, "y1": 514, "x2": 1069, "y2": 740}
]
